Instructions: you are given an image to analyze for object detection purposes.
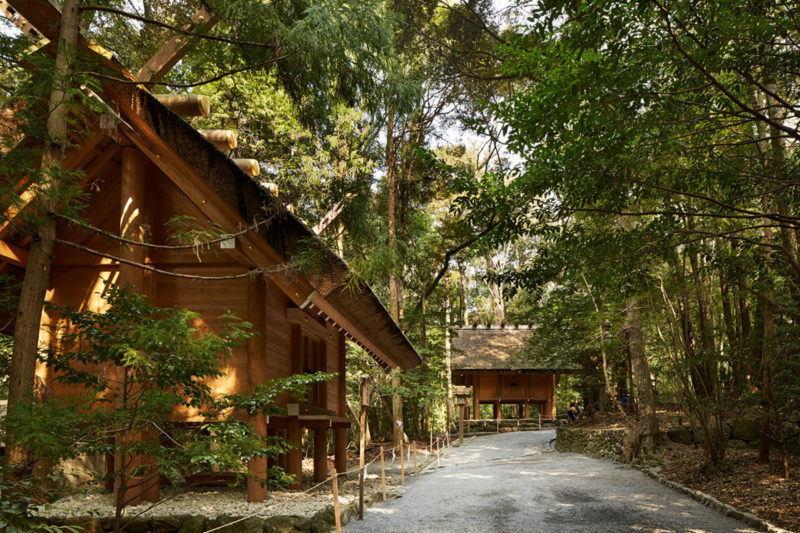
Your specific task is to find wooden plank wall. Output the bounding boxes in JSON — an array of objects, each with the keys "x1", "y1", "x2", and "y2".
[
  {"x1": 38, "y1": 148, "x2": 348, "y2": 421},
  {"x1": 474, "y1": 372, "x2": 556, "y2": 403}
]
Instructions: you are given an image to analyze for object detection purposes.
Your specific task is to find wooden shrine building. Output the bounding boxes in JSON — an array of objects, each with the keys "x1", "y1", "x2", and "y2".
[
  {"x1": 452, "y1": 325, "x2": 573, "y2": 421},
  {"x1": 0, "y1": 0, "x2": 420, "y2": 505}
]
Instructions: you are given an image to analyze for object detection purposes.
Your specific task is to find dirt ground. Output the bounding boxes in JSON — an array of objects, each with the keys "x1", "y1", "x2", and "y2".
[
  {"x1": 568, "y1": 410, "x2": 799, "y2": 532},
  {"x1": 659, "y1": 445, "x2": 800, "y2": 532}
]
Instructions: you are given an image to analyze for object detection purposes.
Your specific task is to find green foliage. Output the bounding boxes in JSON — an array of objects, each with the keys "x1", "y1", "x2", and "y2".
[{"x1": 2, "y1": 283, "x2": 330, "y2": 528}]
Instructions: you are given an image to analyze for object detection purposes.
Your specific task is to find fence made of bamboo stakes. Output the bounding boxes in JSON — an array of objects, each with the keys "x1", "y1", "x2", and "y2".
[
  {"x1": 400, "y1": 438, "x2": 405, "y2": 486},
  {"x1": 332, "y1": 468, "x2": 341, "y2": 533},
  {"x1": 205, "y1": 451, "x2": 385, "y2": 533},
  {"x1": 380, "y1": 446, "x2": 386, "y2": 501}
]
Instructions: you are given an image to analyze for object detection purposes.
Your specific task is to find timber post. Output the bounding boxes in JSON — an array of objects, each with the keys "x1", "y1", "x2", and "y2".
[
  {"x1": 287, "y1": 403, "x2": 302, "y2": 490},
  {"x1": 458, "y1": 403, "x2": 464, "y2": 444},
  {"x1": 334, "y1": 427, "x2": 347, "y2": 475},
  {"x1": 247, "y1": 276, "x2": 268, "y2": 502},
  {"x1": 332, "y1": 468, "x2": 341, "y2": 533},
  {"x1": 400, "y1": 437, "x2": 405, "y2": 486},
  {"x1": 116, "y1": 146, "x2": 160, "y2": 506},
  {"x1": 358, "y1": 376, "x2": 369, "y2": 520},
  {"x1": 313, "y1": 428, "x2": 328, "y2": 482},
  {"x1": 380, "y1": 446, "x2": 386, "y2": 501}
]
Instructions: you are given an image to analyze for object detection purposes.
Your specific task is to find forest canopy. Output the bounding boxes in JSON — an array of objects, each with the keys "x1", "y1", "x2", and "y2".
[{"x1": 0, "y1": 0, "x2": 798, "y2": 496}]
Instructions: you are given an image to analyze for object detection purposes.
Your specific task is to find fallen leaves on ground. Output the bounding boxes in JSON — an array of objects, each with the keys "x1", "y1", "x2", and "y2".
[{"x1": 659, "y1": 445, "x2": 800, "y2": 532}]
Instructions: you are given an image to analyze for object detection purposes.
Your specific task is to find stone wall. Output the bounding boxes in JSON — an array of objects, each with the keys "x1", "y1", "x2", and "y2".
[
  {"x1": 665, "y1": 418, "x2": 800, "y2": 452},
  {"x1": 555, "y1": 427, "x2": 626, "y2": 463}
]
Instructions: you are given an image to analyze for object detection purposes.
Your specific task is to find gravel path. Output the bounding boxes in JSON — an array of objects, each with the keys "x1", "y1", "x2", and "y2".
[{"x1": 344, "y1": 430, "x2": 761, "y2": 533}]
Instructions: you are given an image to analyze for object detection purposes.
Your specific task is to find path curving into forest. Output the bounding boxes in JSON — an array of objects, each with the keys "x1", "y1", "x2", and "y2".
[{"x1": 344, "y1": 430, "x2": 760, "y2": 533}]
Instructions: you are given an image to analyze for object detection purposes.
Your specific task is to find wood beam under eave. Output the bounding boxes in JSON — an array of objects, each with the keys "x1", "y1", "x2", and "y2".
[
  {"x1": 304, "y1": 292, "x2": 397, "y2": 369},
  {"x1": 0, "y1": 240, "x2": 27, "y2": 267}
]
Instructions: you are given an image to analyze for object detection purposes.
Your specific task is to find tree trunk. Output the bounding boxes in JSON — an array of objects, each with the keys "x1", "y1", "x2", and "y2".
[
  {"x1": 764, "y1": 90, "x2": 800, "y2": 296},
  {"x1": 385, "y1": 111, "x2": 404, "y2": 448},
  {"x1": 718, "y1": 261, "x2": 739, "y2": 387},
  {"x1": 625, "y1": 344, "x2": 636, "y2": 414},
  {"x1": 8, "y1": 0, "x2": 82, "y2": 419},
  {"x1": 419, "y1": 295, "x2": 427, "y2": 349},
  {"x1": 625, "y1": 296, "x2": 659, "y2": 448},
  {"x1": 763, "y1": 90, "x2": 792, "y2": 478},
  {"x1": 730, "y1": 241, "x2": 757, "y2": 380},
  {"x1": 580, "y1": 273, "x2": 624, "y2": 416},
  {"x1": 484, "y1": 252, "x2": 504, "y2": 323},
  {"x1": 688, "y1": 251, "x2": 715, "y2": 398},
  {"x1": 457, "y1": 260, "x2": 467, "y2": 326},
  {"x1": 444, "y1": 275, "x2": 453, "y2": 431}
]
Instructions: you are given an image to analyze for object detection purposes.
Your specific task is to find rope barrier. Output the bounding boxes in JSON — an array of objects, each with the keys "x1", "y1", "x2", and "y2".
[{"x1": 202, "y1": 445, "x2": 399, "y2": 533}]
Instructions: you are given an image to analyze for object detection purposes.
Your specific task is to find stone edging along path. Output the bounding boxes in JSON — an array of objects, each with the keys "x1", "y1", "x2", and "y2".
[
  {"x1": 635, "y1": 466, "x2": 793, "y2": 533},
  {"x1": 555, "y1": 427, "x2": 794, "y2": 533}
]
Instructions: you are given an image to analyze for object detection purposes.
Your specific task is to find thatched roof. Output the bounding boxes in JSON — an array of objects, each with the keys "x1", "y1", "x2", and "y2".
[{"x1": 452, "y1": 326, "x2": 574, "y2": 371}]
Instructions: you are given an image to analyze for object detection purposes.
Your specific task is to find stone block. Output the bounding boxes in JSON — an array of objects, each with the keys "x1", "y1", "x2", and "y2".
[
  {"x1": 177, "y1": 516, "x2": 207, "y2": 533},
  {"x1": 309, "y1": 506, "x2": 335, "y2": 533},
  {"x1": 730, "y1": 418, "x2": 760, "y2": 442},
  {"x1": 265, "y1": 515, "x2": 303, "y2": 533},
  {"x1": 153, "y1": 515, "x2": 185, "y2": 533},
  {"x1": 666, "y1": 428, "x2": 694, "y2": 445},
  {"x1": 780, "y1": 421, "x2": 800, "y2": 440},
  {"x1": 726, "y1": 439, "x2": 755, "y2": 449}
]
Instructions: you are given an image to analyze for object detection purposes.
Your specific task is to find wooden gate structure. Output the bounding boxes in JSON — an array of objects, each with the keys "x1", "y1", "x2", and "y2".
[
  {"x1": 452, "y1": 325, "x2": 574, "y2": 421},
  {"x1": 0, "y1": 0, "x2": 420, "y2": 504}
]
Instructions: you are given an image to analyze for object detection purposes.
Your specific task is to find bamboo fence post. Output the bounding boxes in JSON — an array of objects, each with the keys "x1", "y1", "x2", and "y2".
[
  {"x1": 497, "y1": 417, "x2": 500, "y2": 433},
  {"x1": 429, "y1": 425, "x2": 433, "y2": 448},
  {"x1": 436, "y1": 438, "x2": 440, "y2": 467},
  {"x1": 413, "y1": 443, "x2": 417, "y2": 476},
  {"x1": 380, "y1": 446, "x2": 386, "y2": 501},
  {"x1": 400, "y1": 439, "x2": 405, "y2": 486},
  {"x1": 538, "y1": 411, "x2": 542, "y2": 430},
  {"x1": 332, "y1": 468, "x2": 341, "y2": 533}
]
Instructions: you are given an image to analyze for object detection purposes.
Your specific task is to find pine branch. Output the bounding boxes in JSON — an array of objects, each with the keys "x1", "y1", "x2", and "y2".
[
  {"x1": 412, "y1": 217, "x2": 499, "y2": 314},
  {"x1": 80, "y1": 5, "x2": 277, "y2": 49},
  {"x1": 77, "y1": 54, "x2": 294, "y2": 89}
]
